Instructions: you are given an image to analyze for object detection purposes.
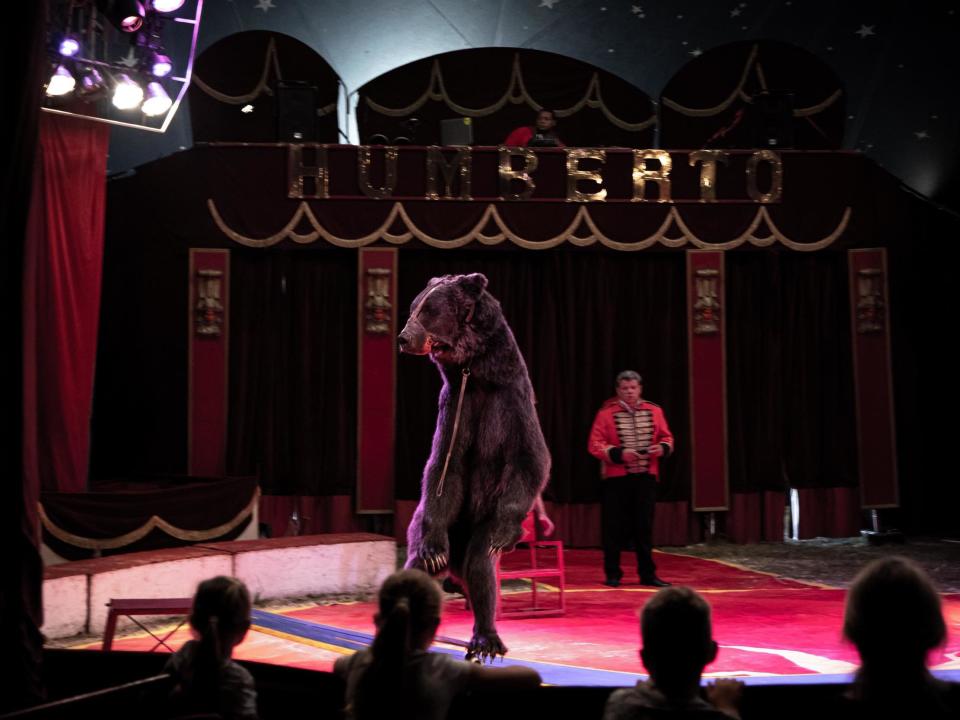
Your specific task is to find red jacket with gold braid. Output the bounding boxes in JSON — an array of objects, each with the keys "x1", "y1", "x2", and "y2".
[{"x1": 588, "y1": 397, "x2": 674, "y2": 479}]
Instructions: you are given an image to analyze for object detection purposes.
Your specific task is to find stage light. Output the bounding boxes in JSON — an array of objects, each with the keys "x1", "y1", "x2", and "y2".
[
  {"x1": 112, "y1": 73, "x2": 144, "y2": 109},
  {"x1": 78, "y1": 66, "x2": 106, "y2": 99},
  {"x1": 42, "y1": 0, "x2": 203, "y2": 132},
  {"x1": 152, "y1": 0, "x2": 186, "y2": 11},
  {"x1": 59, "y1": 34, "x2": 81, "y2": 57},
  {"x1": 150, "y1": 52, "x2": 172, "y2": 77},
  {"x1": 141, "y1": 81, "x2": 172, "y2": 116},
  {"x1": 95, "y1": 0, "x2": 145, "y2": 33},
  {"x1": 46, "y1": 64, "x2": 76, "y2": 96}
]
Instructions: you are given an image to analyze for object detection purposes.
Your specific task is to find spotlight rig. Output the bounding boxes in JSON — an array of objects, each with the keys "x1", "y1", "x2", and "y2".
[{"x1": 42, "y1": 0, "x2": 202, "y2": 132}]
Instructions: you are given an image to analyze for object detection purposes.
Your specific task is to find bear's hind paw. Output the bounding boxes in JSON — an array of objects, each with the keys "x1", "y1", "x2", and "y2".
[{"x1": 465, "y1": 631, "x2": 508, "y2": 664}]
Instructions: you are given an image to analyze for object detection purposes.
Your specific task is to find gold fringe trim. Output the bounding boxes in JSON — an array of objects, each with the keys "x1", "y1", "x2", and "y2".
[
  {"x1": 208, "y1": 199, "x2": 849, "y2": 253},
  {"x1": 39, "y1": 487, "x2": 260, "y2": 551},
  {"x1": 661, "y1": 45, "x2": 759, "y2": 118},
  {"x1": 793, "y1": 89, "x2": 843, "y2": 118},
  {"x1": 661, "y1": 45, "x2": 841, "y2": 119},
  {"x1": 365, "y1": 54, "x2": 656, "y2": 133},
  {"x1": 192, "y1": 37, "x2": 336, "y2": 117},
  {"x1": 192, "y1": 38, "x2": 281, "y2": 104}
]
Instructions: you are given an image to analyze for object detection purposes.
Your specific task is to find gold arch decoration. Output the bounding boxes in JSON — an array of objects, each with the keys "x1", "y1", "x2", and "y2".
[
  {"x1": 39, "y1": 487, "x2": 260, "y2": 551},
  {"x1": 208, "y1": 199, "x2": 850, "y2": 252},
  {"x1": 661, "y1": 44, "x2": 842, "y2": 118},
  {"x1": 365, "y1": 53, "x2": 656, "y2": 133},
  {"x1": 192, "y1": 36, "x2": 337, "y2": 116}
]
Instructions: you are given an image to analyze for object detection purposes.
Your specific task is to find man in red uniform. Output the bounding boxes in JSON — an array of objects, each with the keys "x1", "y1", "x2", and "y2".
[
  {"x1": 588, "y1": 370, "x2": 674, "y2": 588},
  {"x1": 503, "y1": 108, "x2": 564, "y2": 147}
]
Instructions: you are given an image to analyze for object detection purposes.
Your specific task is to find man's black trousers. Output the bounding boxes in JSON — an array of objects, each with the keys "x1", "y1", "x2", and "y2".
[{"x1": 601, "y1": 473, "x2": 657, "y2": 581}]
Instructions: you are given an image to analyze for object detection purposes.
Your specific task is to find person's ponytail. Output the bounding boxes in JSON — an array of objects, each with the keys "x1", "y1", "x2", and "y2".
[
  {"x1": 180, "y1": 614, "x2": 224, "y2": 710},
  {"x1": 351, "y1": 570, "x2": 442, "y2": 720},
  {"x1": 354, "y1": 598, "x2": 413, "y2": 718}
]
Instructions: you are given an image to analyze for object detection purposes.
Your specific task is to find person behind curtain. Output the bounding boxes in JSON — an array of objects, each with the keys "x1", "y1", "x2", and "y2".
[
  {"x1": 840, "y1": 556, "x2": 958, "y2": 719},
  {"x1": 503, "y1": 108, "x2": 565, "y2": 147},
  {"x1": 335, "y1": 569, "x2": 541, "y2": 720},
  {"x1": 163, "y1": 575, "x2": 258, "y2": 720},
  {"x1": 589, "y1": 370, "x2": 674, "y2": 588}
]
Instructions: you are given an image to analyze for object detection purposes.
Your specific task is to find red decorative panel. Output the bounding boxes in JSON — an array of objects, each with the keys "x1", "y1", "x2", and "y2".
[
  {"x1": 188, "y1": 249, "x2": 229, "y2": 476},
  {"x1": 848, "y1": 248, "x2": 898, "y2": 508},
  {"x1": 687, "y1": 250, "x2": 728, "y2": 511},
  {"x1": 357, "y1": 248, "x2": 398, "y2": 513}
]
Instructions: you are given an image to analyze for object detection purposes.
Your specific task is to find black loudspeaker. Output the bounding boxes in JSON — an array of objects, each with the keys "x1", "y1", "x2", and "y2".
[
  {"x1": 751, "y1": 90, "x2": 795, "y2": 149},
  {"x1": 276, "y1": 81, "x2": 318, "y2": 141}
]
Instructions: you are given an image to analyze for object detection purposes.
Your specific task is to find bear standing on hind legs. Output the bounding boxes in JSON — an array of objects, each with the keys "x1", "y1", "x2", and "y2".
[{"x1": 398, "y1": 273, "x2": 550, "y2": 662}]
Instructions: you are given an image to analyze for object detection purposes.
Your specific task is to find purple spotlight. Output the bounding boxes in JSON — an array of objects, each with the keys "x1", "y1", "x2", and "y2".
[
  {"x1": 59, "y1": 35, "x2": 81, "y2": 57},
  {"x1": 95, "y1": 0, "x2": 145, "y2": 33},
  {"x1": 79, "y1": 67, "x2": 106, "y2": 98},
  {"x1": 152, "y1": 0, "x2": 186, "y2": 11},
  {"x1": 121, "y1": 13, "x2": 143, "y2": 32},
  {"x1": 151, "y1": 53, "x2": 173, "y2": 78}
]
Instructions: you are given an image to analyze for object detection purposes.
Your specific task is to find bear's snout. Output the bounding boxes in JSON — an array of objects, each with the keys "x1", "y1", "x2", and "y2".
[{"x1": 398, "y1": 322, "x2": 429, "y2": 354}]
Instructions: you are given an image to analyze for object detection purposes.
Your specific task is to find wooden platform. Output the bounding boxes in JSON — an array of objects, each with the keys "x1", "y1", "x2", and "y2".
[{"x1": 42, "y1": 533, "x2": 396, "y2": 639}]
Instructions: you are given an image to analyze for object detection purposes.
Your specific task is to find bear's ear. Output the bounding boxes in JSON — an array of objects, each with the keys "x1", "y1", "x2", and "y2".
[{"x1": 457, "y1": 273, "x2": 488, "y2": 297}]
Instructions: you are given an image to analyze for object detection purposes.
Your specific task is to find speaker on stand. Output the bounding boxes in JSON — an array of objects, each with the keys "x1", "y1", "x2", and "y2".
[
  {"x1": 276, "y1": 80, "x2": 319, "y2": 141},
  {"x1": 751, "y1": 90, "x2": 795, "y2": 149}
]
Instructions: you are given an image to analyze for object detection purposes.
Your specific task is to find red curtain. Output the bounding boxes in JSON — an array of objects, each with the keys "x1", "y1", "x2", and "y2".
[
  {"x1": 23, "y1": 113, "x2": 109, "y2": 493},
  {"x1": 259, "y1": 495, "x2": 365, "y2": 537},
  {"x1": 726, "y1": 491, "x2": 786, "y2": 543}
]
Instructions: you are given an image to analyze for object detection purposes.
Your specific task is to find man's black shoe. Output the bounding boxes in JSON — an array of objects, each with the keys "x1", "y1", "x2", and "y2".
[
  {"x1": 603, "y1": 577, "x2": 621, "y2": 588},
  {"x1": 640, "y1": 576, "x2": 671, "y2": 588}
]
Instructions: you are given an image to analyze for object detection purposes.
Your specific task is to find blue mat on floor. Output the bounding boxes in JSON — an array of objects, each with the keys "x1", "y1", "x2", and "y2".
[{"x1": 250, "y1": 610, "x2": 960, "y2": 687}]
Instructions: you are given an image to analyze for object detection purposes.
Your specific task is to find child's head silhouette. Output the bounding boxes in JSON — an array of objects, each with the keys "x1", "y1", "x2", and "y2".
[
  {"x1": 373, "y1": 568, "x2": 442, "y2": 651},
  {"x1": 190, "y1": 575, "x2": 252, "y2": 655},
  {"x1": 844, "y1": 556, "x2": 945, "y2": 669},
  {"x1": 640, "y1": 586, "x2": 717, "y2": 695}
]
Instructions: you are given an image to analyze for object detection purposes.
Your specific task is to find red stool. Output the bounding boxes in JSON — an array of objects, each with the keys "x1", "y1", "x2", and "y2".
[{"x1": 494, "y1": 512, "x2": 565, "y2": 619}]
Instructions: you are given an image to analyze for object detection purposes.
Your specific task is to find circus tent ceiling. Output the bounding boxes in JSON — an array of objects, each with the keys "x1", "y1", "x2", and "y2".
[{"x1": 104, "y1": 0, "x2": 958, "y2": 211}]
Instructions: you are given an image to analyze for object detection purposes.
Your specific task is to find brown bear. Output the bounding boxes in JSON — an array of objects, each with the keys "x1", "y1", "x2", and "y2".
[{"x1": 398, "y1": 273, "x2": 550, "y2": 661}]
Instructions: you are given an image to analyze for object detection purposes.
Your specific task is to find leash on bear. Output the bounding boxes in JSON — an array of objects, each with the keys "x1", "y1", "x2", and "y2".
[
  {"x1": 436, "y1": 367, "x2": 470, "y2": 498},
  {"x1": 407, "y1": 277, "x2": 477, "y2": 497}
]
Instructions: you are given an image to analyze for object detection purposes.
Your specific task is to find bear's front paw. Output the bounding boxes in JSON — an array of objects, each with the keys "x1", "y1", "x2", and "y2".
[
  {"x1": 466, "y1": 631, "x2": 507, "y2": 663},
  {"x1": 407, "y1": 534, "x2": 450, "y2": 575},
  {"x1": 488, "y1": 525, "x2": 524, "y2": 556}
]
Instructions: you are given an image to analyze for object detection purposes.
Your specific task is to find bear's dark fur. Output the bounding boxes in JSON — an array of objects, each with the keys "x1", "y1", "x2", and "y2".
[{"x1": 398, "y1": 273, "x2": 550, "y2": 660}]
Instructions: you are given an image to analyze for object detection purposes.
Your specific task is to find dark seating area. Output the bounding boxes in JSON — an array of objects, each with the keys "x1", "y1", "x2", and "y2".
[{"x1": 19, "y1": 649, "x2": 860, "y2": 720}]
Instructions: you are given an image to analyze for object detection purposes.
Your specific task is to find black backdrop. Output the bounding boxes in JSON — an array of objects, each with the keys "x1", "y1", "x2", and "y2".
[
  {"x1": 358, "y1": 48, "x2": 656, "y2": 148},
  {"x1": 189, "y1": 31, "x2": 340, "y2": 144},
  {"x1": 660, "y1": 40, "x2": 846, "y2": 150},
  {"x1": 217, "y1": 247, "x2": 857, "y2": 508},
  {"x1": 227, "y1": 248, "x2": 358, "y2": 495},
  {"x1": 393, "y1": 249, "x2": 690, "y2": 505}
]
